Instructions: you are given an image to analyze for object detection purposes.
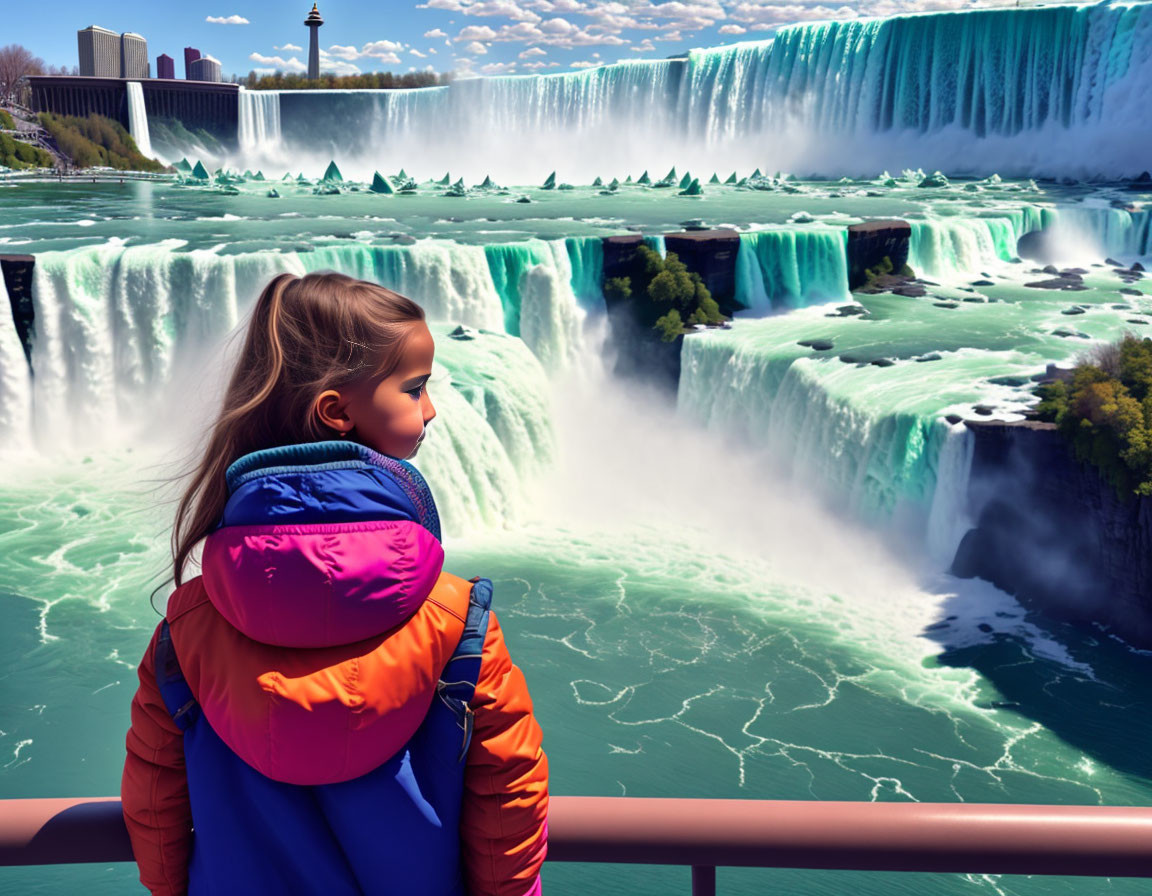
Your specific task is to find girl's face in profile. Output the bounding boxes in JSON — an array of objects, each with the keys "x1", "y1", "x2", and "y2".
[{"x1": 323, "y1": 321, "x2": 437, "y2": 459}]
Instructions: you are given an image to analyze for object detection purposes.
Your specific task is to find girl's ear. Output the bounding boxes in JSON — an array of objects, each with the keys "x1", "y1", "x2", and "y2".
[{"x1": 314, "y1": 389, "x2": 355, "y2": 437}]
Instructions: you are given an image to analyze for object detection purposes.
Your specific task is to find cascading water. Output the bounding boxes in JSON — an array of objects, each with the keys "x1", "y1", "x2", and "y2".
[
  {"x1": 237, "y1": 87, "x2": 282, "y2": 156},
  {"x1": 125, "y1": 81, "x2": 153, "y2": 161},
  {"x1": 0, "y1": 275, "x2": 32, "y2": 453},
  {"x1": 217, "y1": 4, "x2": 1152, "y2": 181},
  {"x1": 16, "y1": 236, "x2": 582, "y2": 519},
  {"x1": 735, "y1": 226, "x2": 849, "y2": 311}
]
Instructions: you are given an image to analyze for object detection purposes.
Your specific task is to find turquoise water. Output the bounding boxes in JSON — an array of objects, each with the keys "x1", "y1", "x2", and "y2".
[{"x1": 4, "y1": 22, "x2": 1152, "y2": 884}]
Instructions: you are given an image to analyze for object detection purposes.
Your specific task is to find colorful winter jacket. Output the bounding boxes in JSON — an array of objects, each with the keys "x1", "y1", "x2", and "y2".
[{"x1": 122, "y1": 441, "x2": 549, "y2": 896}]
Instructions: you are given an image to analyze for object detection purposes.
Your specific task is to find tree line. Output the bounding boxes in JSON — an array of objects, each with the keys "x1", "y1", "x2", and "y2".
[{"x1": 241, "y1": 70, "x2": 452, "y2": 91}]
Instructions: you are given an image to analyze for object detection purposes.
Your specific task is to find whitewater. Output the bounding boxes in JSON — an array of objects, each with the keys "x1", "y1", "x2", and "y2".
[{"x1": 4, "y1": 3, "x2": 1152, "y2": 893}]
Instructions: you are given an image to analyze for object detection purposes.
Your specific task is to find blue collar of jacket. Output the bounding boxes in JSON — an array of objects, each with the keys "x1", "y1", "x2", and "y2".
[{"x1": 220, "y1": 440, "x2": 441, "y2": 541}]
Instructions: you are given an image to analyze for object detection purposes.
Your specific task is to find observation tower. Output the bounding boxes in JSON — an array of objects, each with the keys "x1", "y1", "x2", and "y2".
[{"x1": 305, "y1": 3, "x2": 324, "y2": 80}]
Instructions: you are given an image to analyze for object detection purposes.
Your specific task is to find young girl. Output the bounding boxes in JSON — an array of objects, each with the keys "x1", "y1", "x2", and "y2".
[{"x1": 122, "y1": 272, "x2": 549, "y2": 896}]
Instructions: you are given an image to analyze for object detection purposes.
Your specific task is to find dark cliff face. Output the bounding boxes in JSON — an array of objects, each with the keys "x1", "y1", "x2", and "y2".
[
  {"x1": 952, "y1": 420, "x2": 1152, "y2": 647},
  {"x1": 600, "y1": 234, "x2": 681, "y2": 390},
  {"x1": 845, "y1": 220, "x2": 912, "y2": 290},
  {"x1": 0, "y1": 254, "x2": 35, "y2": 367}
]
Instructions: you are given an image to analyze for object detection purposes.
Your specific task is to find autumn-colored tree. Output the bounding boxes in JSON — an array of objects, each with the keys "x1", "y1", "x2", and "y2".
[
  {"x1": 0, "y1": 44, "x2": 44, "y2": 107},
  {"x1": 1035, "y1": 334, "x2": 1152, "y2": 495}
]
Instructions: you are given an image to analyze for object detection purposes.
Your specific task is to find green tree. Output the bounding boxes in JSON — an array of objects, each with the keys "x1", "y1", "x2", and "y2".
[{"x1": 655, "y1": 309, "x2": 683, "y2": 342}]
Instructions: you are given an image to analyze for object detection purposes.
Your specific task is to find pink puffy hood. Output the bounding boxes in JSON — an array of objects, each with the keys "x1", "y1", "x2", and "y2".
[{"x1": 166, "y1": 442, "x2": 471, "y2": 785}]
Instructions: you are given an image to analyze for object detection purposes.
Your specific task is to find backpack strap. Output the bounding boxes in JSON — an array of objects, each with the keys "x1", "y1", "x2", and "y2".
[
  {"x1": 436, "y1": 577, "x2": 493, "y2": 763},
  {"x1": 154, "y1": 620, "x2": 201, "y2": 732}
]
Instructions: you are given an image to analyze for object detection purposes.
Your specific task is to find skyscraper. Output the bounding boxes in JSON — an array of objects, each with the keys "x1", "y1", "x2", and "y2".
[
  {"x1": 305, "y1": 3, "x2": 324, "y2": 80},
  {"x1": 157, "y1": 54, "x2": 175, "y2": 79},
  {"x1": 188, "y1": 56, "x2": 222, "y2": 82},
  {"x1": 184, "y1": 47, "x2": 201, "y2": 79},
  {"x1": 77, "y1": 26, "x2": 121, "y2": 78},
  {"x1": 121, "y1": 32, "x2": 149, "y2": 79}
]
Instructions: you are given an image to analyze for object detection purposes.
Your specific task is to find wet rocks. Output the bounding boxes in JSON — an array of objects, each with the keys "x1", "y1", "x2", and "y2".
[
  {"x1": 825, "y1": 304, "x2": 867, "y2": 318},
  {"x1": 797, "y1": 338, "x2": 835, "y2": 351}
]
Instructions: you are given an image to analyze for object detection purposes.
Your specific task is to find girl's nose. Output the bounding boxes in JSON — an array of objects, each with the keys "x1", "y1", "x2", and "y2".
[{"x1": 422, "y1": 392, "x2": 436, "y2": 425}]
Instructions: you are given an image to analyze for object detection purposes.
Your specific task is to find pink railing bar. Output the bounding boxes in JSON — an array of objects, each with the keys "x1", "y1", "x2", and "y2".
[{"x1": 4, "y1": 796, "x2": 1152, "y2": 885}]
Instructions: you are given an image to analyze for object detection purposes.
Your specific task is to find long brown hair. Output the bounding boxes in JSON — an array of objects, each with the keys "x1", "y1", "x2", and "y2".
[{"x1": 168, "y1": 271, "x2": 425, "y2": 588}]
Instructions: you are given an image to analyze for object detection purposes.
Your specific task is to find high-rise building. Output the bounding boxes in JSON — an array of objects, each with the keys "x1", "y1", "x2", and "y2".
[
  {"x1": 157, "y1": 54, "x2": 175, "y2": 79},
  {"x1": 188, "y1": 55, "x2": 222, "y2": 83},
  {"x1": 77, "y1": 25, "x2": 121, "y2": 78},
  {"x1": 121, "y1": 32, "x2": 149, "y2": 79},
  {"x1": 305, "y1": 3, "x2": 324, "y2": 80},
  {"x1": 184, "y1": 47, "x2": 201, "y2": 79}
]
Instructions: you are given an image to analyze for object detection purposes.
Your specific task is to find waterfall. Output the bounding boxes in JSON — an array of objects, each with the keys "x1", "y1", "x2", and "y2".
[
  {"x1": 188, "y1": 4, "x2": 1152, "y2": 181},
  {"x1": 564, "y1": 237, "x2": 606, "y2": 312},
  {"x1": 908, "y1": 207, "x2": 1050, "y2": 280},
  {"x1": 1051, "y1": 206, "x2": 1152, "y2": 261},
  {"x1": 125, "y1": 81, "x2": 153, "y2": 161},
  {"x1": 679, "y1": 335, "x2": 953, "y2": 524},
  {"x1": 238, "y1": 88, "x2": 282, "y2": 154},
  {"x1": 0, "y1": 274, "x2": 32, "y2": 452},
  {"x1": 14, "y1": 237, "x2": 589, "y2": 451},
  {"x1": 735, "y1": 226, "x2": 849, "y2": 312}
]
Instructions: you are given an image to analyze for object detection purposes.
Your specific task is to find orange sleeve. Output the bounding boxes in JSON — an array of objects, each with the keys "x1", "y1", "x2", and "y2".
[
  {"x1": 461, "y1": 611, "x2": 549, "y2": 896},
  {"x1": 121, "y1": 623, "x2": 193, "y2": 896}
]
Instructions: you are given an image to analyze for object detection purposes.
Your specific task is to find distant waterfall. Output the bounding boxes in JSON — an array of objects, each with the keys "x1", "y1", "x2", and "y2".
[
  {"x1": 238, "y1": 88, "x2": 282, "y2": 153},
  {"x1": 210, "y1": 3, "x2": 1152, "y2": 181},
  {"x1": 125, "y1": 81, "x2": 153, "y2": 161}
]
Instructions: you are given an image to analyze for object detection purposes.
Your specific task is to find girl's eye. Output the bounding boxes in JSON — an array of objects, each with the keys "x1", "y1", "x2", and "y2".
[{"x1": 407, "y1": 384, "x2": 424, "y2": 399}]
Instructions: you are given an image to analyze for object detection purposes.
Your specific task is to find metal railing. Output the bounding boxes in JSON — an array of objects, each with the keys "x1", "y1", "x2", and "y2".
[{"x1": 3, "y1": 797, "x2": 1152, "y2": 895}]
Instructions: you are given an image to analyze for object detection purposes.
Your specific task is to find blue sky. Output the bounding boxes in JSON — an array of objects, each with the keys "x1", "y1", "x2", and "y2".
[{"x1": 11, "y1": 0, "x2": 1008, "y2": 79}]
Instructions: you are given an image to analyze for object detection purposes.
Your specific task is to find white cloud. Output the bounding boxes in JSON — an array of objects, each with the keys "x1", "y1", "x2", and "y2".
[
  {"x1": 466, "y1": 40, "x2": 490, "y2": 53},
  {"x1": 655, "y1": 29, "x2": 683, "y2": 40},
  {"x1": 419, "y1": 0, "x2": 542, "y2": 18},
  {"x1": 531, "y1": 0, "x2": 585, "y2": 10},
  {"x1": 717, "y1": 24, "x2": 746, "y2": 34},
  {"x1": 274, "y1": 43, "x2": 303, "y2": 51},
  {"x1": 456, "y1": 25, "x2": 499, "y2": 40},
  {"x1": 410, "y1": 48, "x2": 428, "y2": 57},
  {"x1": 424, "y1": 28, "x2": 449, "y2": 38},
  {"x1": 316, "y1": 52, "x2": 364, "y2": 75},
  {"x1": 319, "y1": 41, "x2": 405, "y2": 66},
  {"x1": 519, "y1": 46, "x2": 547, "y2": 57},
  {"x1": 481, "y1": 61, "x2": 518, "y2": 72},
  {"x1": 248, "y1": 52, "x2": 306, "y2": 72},
  {"x1": 206, "y1": 14, "x2": 249, "y2": 24},
  {"x1": 570, "y1": 59, "x2": 602, "y2": 68},
  {"x1": 521, "y1": 60, "x2": 561, "y2": 69},
  {"x1": 727, "y1": 2, "x2": 858, "y2": 26},
  {"x1": 326, "y1": 44, "x2": 362, "y2": 60},
  {"x1": 362, "y1": 40, "x2": 406, "y2": 55},
  {"x1": 630, "y1": 38, "x2": 656, "y2": 51}
]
